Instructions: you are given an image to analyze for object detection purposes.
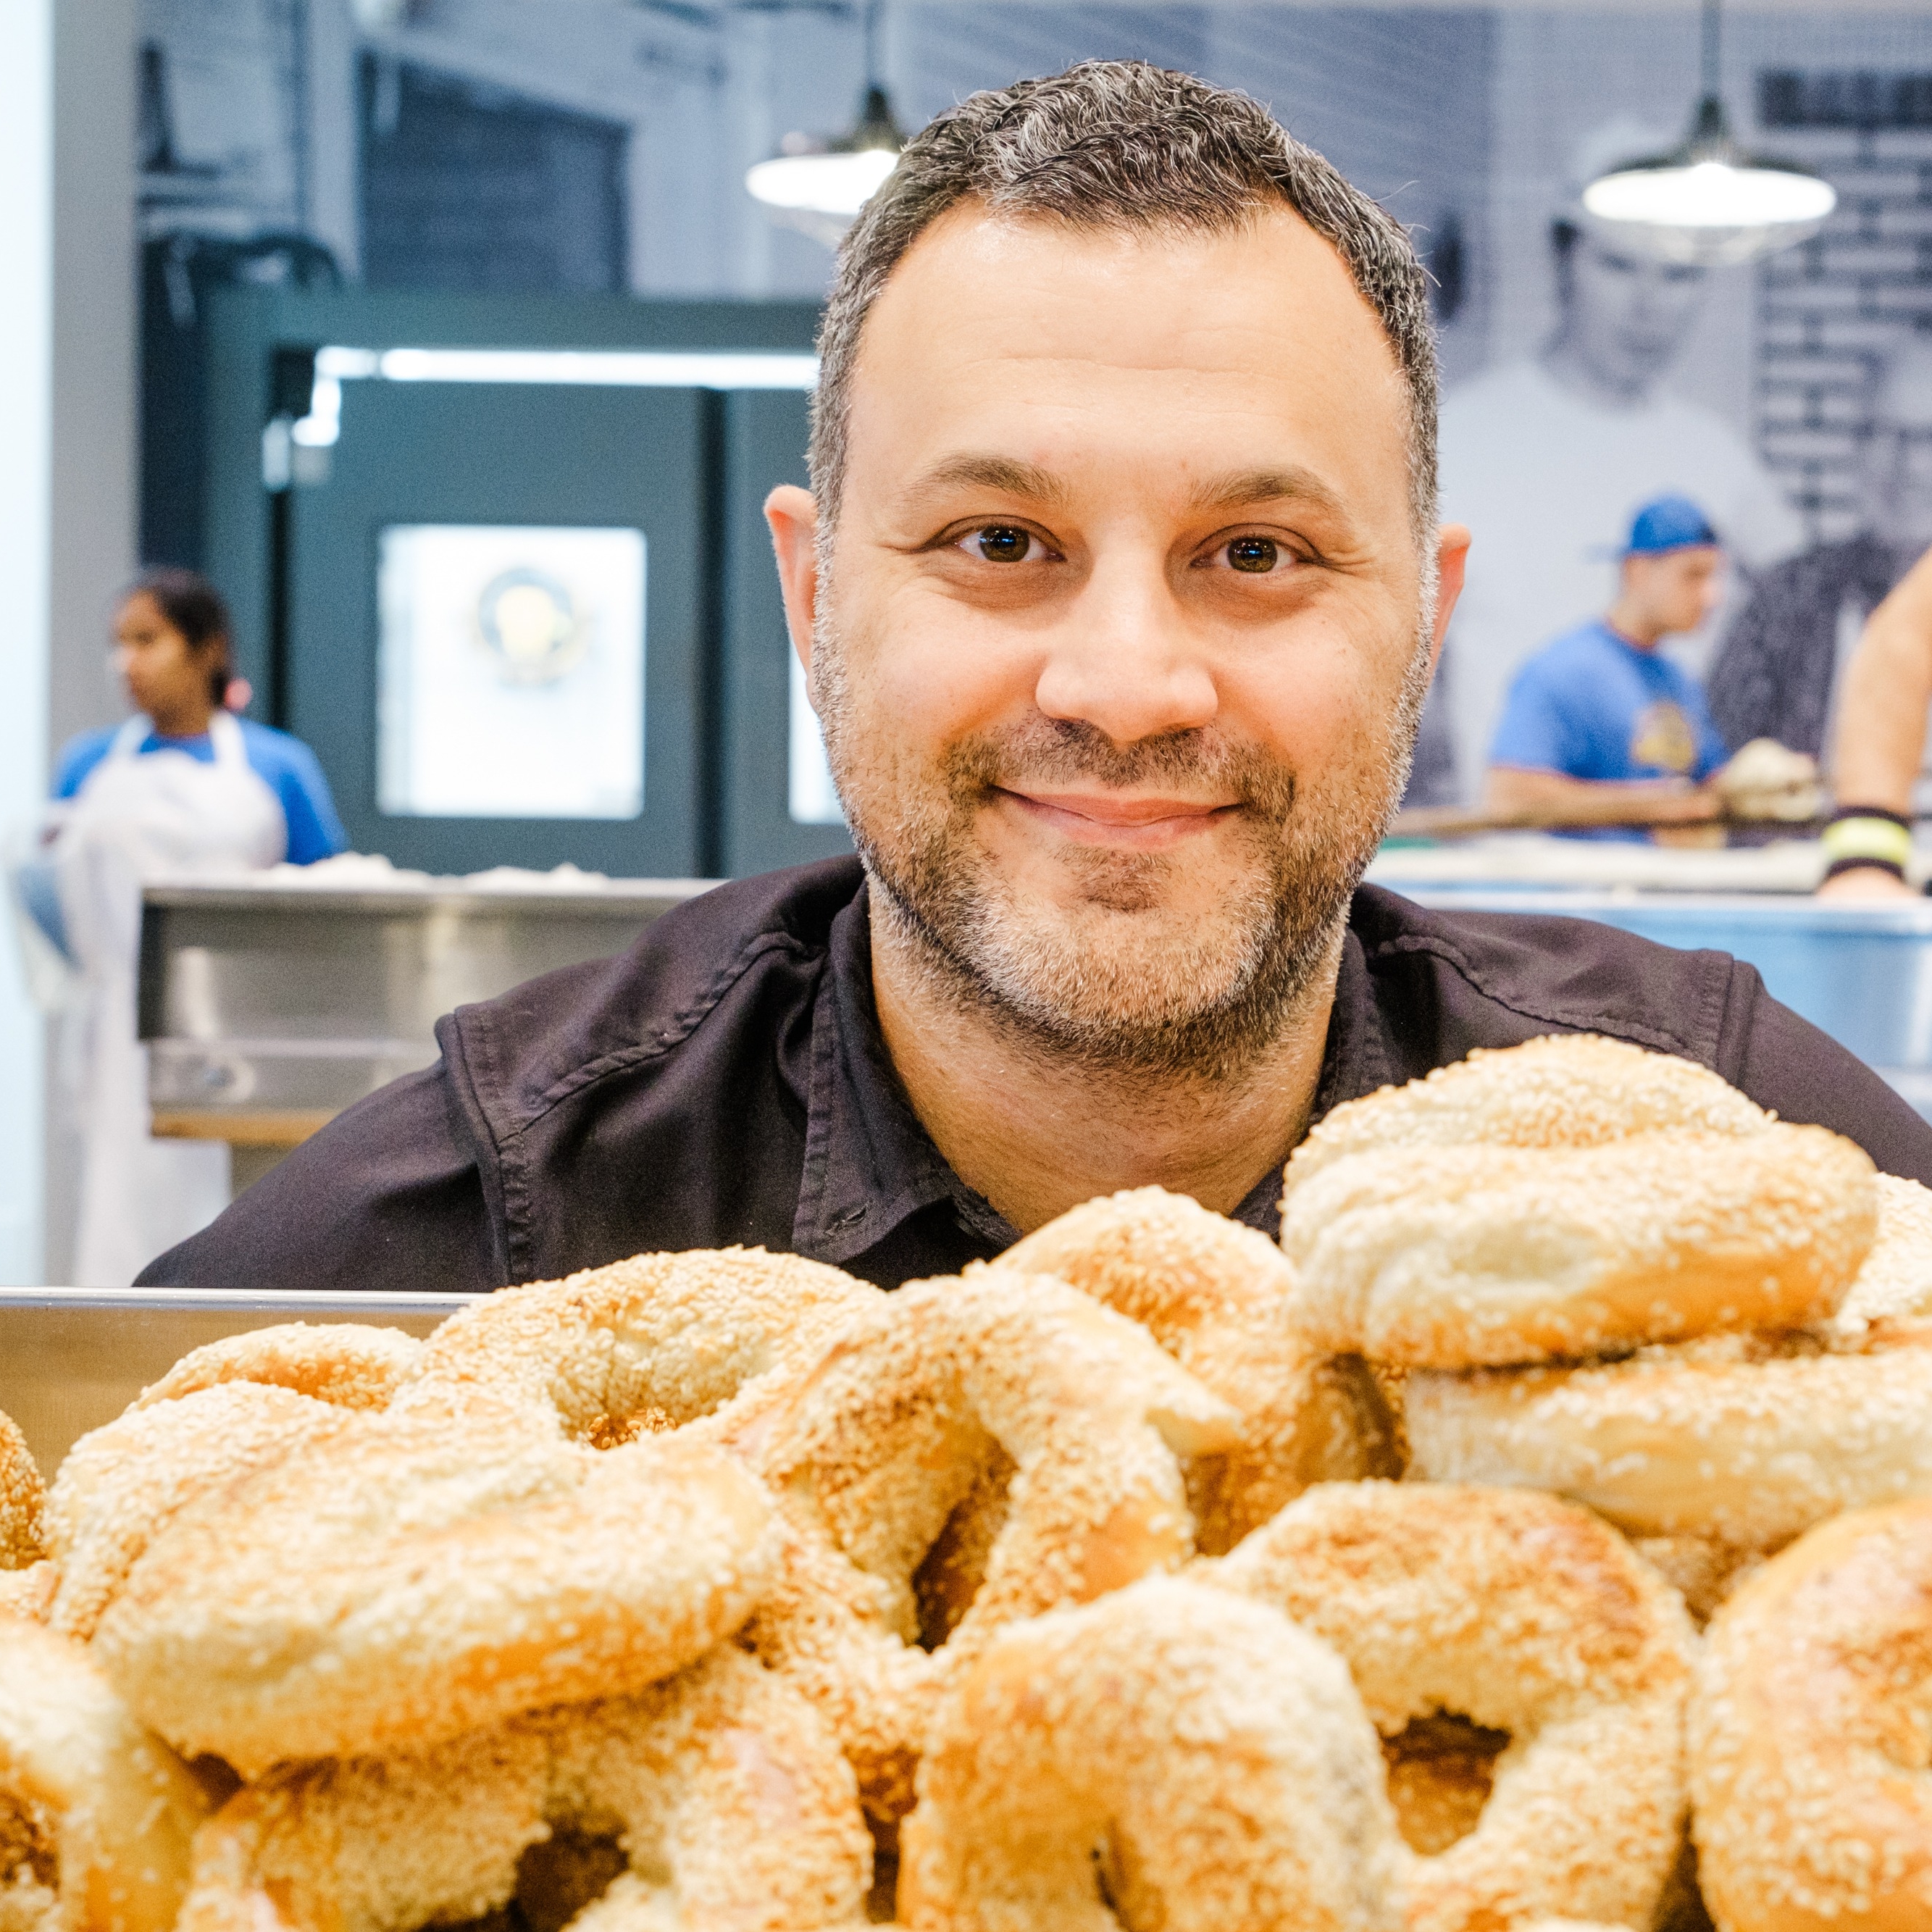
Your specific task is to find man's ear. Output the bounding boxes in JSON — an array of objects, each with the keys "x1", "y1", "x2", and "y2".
[
  {"x1": 1430, "y1": 522, "x2": 1472, "y2": 669},
  {"x1": 765, "y1": 485, "x2": 821, "y2": 679}
]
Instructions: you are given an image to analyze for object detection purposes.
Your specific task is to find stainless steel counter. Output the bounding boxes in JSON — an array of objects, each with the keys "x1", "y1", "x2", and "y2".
[
  {"x1": 135, "y1": 851, "x2": 1932, "y2": 1177},
  {"x1": 139, "y1": 871, "x2": 710, "y2": 1150},
  {"x1": 1400, "y1": 887, "x2": 1932, "y2": 1116}
]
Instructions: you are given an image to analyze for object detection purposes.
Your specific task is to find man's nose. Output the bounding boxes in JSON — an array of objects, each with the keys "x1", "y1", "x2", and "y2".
[
  {"x1": 1032, "y1": 560, "x2": 1218, "y2": 745},
  {"x1": 1626, "y1": 283, "x2": 1663, "y2": 328}
]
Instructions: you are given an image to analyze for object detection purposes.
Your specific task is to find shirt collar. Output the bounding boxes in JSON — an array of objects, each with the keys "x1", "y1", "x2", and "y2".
[
  {"x1": 793, "y1": 884, "x2": 1021, "y2": 1268},
  {"x1": 793, "y1": 881, "x2": 1377, "y2": 1265},
  {"x1": 1226, "y1": 924, "x2": 1382, "y2": 1231}
]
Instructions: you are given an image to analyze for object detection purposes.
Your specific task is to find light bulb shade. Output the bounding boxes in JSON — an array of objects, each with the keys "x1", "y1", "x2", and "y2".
[
  {"x1": 748, "y1": 83, "x2": 906, "y2": 222},
  {"x1": 1578, "y1": 91, "x2": 1836, "y2": 268},
  {"x1": 747, "y1": 147, "x2": 900, "y2": 217},
  {"x1": 1583, "y1": 159, "x2": 1836, "y2": 266}
]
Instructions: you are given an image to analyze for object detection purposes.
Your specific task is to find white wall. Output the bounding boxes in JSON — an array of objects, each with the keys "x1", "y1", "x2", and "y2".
[
  {"x1": 0, "y1": 0, "x2": 141, "y2": 1286},
  {"x1": 51, "y1": 0, "x2": 141, "y2": 764},
  {"x1": 0, "y1": 0, "x2": 53, "y2": 1286}
]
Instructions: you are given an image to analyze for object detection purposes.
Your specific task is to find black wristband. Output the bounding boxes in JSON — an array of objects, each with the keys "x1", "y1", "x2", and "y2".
[
  {"x1": 1822, "y1": 807, "x2": 1914, "y2": 882},
  {"x1": 1828, "y1": 805, "x2": 1913, "y2": 831},
  {"x1": 1823, "y1": 855, "x2": 1908, "y2": 882}
]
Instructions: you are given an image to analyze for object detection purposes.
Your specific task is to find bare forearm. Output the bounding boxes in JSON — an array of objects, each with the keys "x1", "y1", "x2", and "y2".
[
  {"x1": 1832, "y1": 546, "x2": 1932, "y2": 815},
  {"x1": 1484, "y1": 766, "x2": 1706, "y2": 821}
]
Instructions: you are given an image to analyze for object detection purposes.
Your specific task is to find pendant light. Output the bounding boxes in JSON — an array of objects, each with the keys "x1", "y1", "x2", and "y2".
[
  {"x1": 1581, "y1": 0, "x2": 1835, "y2": 268},
  {"x1": 746, "y1": 0, "x2": 905, "y2": 222}
]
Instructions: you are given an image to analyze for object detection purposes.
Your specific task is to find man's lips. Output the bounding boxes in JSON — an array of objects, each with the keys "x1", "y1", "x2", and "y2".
[{"x1": 995, "y1": 786, "x2": 1242, "y2": 850}]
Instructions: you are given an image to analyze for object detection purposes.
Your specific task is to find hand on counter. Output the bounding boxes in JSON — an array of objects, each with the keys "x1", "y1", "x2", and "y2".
[
  {"x1": 1712, "y1": 740, "x2": 1823, "y2": 824},
  {"x1": 1817, "y1": 864, "x2": 1920, "y2": 902}
]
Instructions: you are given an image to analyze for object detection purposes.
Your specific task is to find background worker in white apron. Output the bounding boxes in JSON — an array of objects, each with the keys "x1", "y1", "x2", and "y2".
[{"x1": 22, "y1": 570, "x2": 346, "y2": 1284}]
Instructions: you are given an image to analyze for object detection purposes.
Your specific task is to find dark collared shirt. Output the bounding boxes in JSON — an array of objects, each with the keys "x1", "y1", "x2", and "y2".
[{"x1": 140, "y1": 857, "x2": 1932, "y2": 1292}]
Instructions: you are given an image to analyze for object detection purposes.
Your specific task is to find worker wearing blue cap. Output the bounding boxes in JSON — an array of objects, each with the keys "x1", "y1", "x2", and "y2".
[{"x1": 1484, "y1": 494, "x2": 1733, "y2": 837}]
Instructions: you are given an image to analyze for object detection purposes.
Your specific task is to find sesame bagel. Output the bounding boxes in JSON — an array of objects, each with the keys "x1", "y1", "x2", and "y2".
[
  {"x1": 45, "y1": 1382, "x2": 348, "y2": 1642},
  {"x1": 998, "y1": 1187, "x2": 1401, "y2": 1552},
  {"x1": 1405, "y1": 1323, "x2": 1932, "y2": 1561},
  {"x1": 398, "y1": 1246, "x2": 884, "y2": 1444},
  {"x1": 1281, "y1": 1034, "x2": 1771, "y2": 1200},
  {"x1": 48, "y1": 1322, "x2": 436, "y2": 1644},
  {"x1": 728, "y1": 1269, "x2": 1239, "y2": 1825},
  {"x1": 0, "y1": 1408, "x2": 43, "y2": 1573},
  {"x1": 0, "y1": 1614, "x2": 212, "y2": 1932},
  {"x1": 1203, "y1": 1481, "x2": 1696, "y2": 1932},
  {"x1": 92, "y1": 1393, "x2": 779, "y2": 1775},
  {"x1": 1691, "y1": 1497, "x2": 1932, "y2": 1932},
  {"x1": 1282, "y1": 1124, "x2": 1876, "y2": 1368},
  {"x1": 1820, "y1": 1173, "x2": 1932, "y2": 1340},
  {"x1": 177, "y1": 1647, "x2": 871, "y2": 1932},
  {"x1": 898, "y1": 1576, "x2": 1405, "y2": 1932},
  {"x1": 130, "y1": 1321, "x2": 422, "y2": 1413}
]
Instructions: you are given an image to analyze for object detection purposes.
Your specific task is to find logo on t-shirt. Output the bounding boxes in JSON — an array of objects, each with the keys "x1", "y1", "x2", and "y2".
[{"x1": 1630, "y1": 701, "x2": 1697, "y2": 775}]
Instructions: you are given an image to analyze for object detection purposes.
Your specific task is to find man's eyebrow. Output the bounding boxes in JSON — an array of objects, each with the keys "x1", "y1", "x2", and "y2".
[
  {"x1": 1188, "y1": 466, "x2": 1351, "y2": 521},
  {"x1": 897, "y1": 455, "x2": 1354, "y2": 529},
  {"x1": 900, "y1": 453, "x2": 1071, "y2": 510}
]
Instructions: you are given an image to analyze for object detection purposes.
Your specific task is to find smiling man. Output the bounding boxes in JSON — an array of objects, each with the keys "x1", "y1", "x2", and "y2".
[{"x1": 144, "y1": 62, "x2": 1932, "y2": 1293}]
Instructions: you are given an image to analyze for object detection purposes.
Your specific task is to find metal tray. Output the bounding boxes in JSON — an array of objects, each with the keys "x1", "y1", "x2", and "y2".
[{"x1": 0, "y1": 1289, "x2": 480, "y2": 1477}]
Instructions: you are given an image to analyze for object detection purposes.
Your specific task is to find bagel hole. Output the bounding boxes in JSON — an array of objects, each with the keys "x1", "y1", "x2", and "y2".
[
  {"x1": 1339, "y1": 1355, "x2": 1410, "y2": 1479},
  {"x1": 866, "y1": 1851, "x2": 898, "y2": 1924},
  {"x1": 0, "y1": 1791, "x2": 57, "y2": 1902},
  {"x1": 1092, "y1": 1830, "x2": 1138, "y2": 1920},
  {"x1": 510, "y1": 1828, "x2": 630, "y2": 1932},
  {"x1": 586, "y1": 1407, "x2": 677, "y2": 1450},
  {"x1": 1380, "y1": 1713, "x2": 1510, "y2": 1855},
  {"x1": 1652, "y1": 1833, "x2": 1718, "y2": 1932},
  {"x1": 912, "y1": 1448, "x2": 1015, "y2": 1652},
  {"x1": 188, "y1": 1754, "x2": 245, "y2": 1810},
  {"x1": 1632, "y1": 1536, "x2": 1762, "y2": 1626}
]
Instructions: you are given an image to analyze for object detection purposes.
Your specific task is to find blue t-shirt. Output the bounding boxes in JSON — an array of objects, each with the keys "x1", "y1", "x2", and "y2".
[
  {"x1": 54, "y1": 719, "x2": 348, "y2": 866},
  {"x1": 1490, "y1": 619, "x2": 1728, "y2": 788}
]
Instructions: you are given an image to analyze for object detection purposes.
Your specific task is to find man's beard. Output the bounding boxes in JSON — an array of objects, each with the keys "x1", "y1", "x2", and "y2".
[{"x1": 813, "y1": 609, "x2": 1430, "y2": 1085}]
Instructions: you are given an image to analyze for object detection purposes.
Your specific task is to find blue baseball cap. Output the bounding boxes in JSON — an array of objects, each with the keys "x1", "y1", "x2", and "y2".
[{"x1": 1625, "y1": 494, "x2": 1720, "y2": 556}]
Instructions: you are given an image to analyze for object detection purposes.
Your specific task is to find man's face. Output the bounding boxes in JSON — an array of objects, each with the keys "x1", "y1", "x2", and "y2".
[
  {"x1": 1562, "y1": 232, "x2": 1707, "y2": 397},
  {"x1": 771, "y1": 204, "x2": 1464, "y2": 1078},
  {"x1": 1623, "y1": 545, "x2": 1724, "y2": 638},
  {"x1": 1862, "y1": 346, "x2": 1932, "y2": 553}
]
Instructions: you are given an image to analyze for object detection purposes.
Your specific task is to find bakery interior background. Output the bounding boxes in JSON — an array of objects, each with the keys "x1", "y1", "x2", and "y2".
[
  {"x1": 127, "y1": 0, "x2": 1932, "y2": 791},
  {"x1": 4, "y1": 0, "x2": 1931, "y2": 1285}
]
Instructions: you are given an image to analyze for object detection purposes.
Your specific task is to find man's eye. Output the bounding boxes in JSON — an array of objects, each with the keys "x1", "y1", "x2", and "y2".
[
  {"x1": 959, "y1": 525, "x2": 1040, "y2": 564},
  {"x1": 1224, "y1": 535, "x2": 1282, "y2": 574}
]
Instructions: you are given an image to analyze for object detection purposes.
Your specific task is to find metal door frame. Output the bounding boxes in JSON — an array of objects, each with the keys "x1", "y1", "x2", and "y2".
[{"x1": 204, "y1": 289, "x2": 824, "y2": 876}]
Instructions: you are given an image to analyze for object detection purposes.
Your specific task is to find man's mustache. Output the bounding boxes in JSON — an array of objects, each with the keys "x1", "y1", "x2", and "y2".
[{"x1": 944, "y1": 719, "x2": 1295, "y2": 809}]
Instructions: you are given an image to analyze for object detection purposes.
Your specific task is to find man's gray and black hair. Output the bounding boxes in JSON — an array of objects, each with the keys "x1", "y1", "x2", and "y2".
[{"x1": 810, "y1": 59, "x2": 1439, "y2": 545}]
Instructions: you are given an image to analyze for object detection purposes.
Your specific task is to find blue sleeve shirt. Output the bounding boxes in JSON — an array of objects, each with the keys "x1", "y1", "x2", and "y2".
[
  {"x1": 53, "y1": 719, "x2": 349, "y2": 866},
  {"x1": 1489, "y1": 619, "x2": 1730, "y2": 786}
]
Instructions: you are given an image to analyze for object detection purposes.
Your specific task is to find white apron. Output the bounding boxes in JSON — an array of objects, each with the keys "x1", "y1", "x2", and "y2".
[{"x1": 54, "y1": 714, "x2": 286, "y2": 1286}]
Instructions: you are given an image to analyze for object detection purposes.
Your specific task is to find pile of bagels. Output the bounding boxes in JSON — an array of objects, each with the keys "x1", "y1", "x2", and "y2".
[{"x1": 4, "y1": 1032, "x2": 1931, "y2": 1932}]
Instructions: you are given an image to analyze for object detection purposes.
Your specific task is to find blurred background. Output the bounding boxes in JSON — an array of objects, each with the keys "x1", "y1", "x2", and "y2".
[{"x1": 4, "y1": 0, "x2": 1931, "y2": 1284}]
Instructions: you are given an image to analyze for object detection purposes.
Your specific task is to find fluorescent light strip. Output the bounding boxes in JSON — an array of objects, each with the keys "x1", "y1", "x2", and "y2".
[
  {"x1": 289, "y1": 345, "x2": 817, "y2": 451},
  {"x1": 312, "y1": 345, "x2": 818, "y2": 390}
]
